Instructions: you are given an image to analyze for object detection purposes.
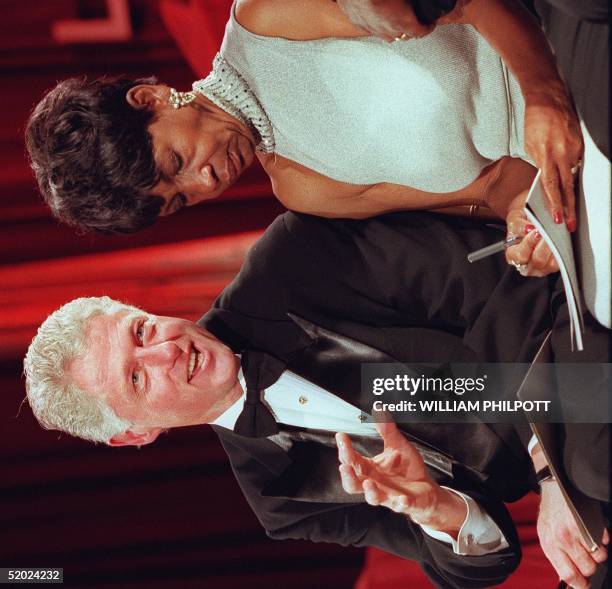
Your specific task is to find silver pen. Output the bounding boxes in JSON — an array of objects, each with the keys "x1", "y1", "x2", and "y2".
[{"x1": 467, "y1": 235, "x2": 522, "y2": 263}]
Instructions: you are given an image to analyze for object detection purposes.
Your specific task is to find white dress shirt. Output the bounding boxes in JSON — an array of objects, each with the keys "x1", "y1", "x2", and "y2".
[{"x1": 213, "y1": 365, "x2": 509, "y2": 556}]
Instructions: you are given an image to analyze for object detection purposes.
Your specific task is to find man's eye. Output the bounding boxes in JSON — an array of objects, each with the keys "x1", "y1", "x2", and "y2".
[
  {"x1": 136, "y1": 321, "x2": 145, "y2": 344},
  {"x1": 132, "y1": 369, "x2": 140, "y2": 386}
]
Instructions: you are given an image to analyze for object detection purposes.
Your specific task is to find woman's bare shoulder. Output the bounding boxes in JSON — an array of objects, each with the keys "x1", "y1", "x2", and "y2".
[{"x1": 235, "y1": 0, "x2": 363, "y2": 40}]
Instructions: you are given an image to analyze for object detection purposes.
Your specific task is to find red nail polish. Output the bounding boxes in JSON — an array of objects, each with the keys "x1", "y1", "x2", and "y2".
[
  {"x1": 553, "y1": 212, "x2": 563, "y2": 224},
  {"x1": 534, "y1": 231, "x2": 541, "y2": 239},
  {"x1": 524, "y1": 224, "x2": 535, "y2": 235},
  {"x1": 567, "y1": 219, "x2": 577, "y2": 232}
]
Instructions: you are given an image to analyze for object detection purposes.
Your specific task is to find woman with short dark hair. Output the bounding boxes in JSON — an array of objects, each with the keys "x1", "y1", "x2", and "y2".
[
  {"x1": 26, "y1": 77, "x2": 163, "y2": 233},
  {"x1": 26, "y1": 0, "x2": 582, "y2": 277}
]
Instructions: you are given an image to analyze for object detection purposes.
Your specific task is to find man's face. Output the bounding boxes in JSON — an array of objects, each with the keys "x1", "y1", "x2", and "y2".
[{"x1": 69, "y1": 311, "x2": 242, "y2": 443}]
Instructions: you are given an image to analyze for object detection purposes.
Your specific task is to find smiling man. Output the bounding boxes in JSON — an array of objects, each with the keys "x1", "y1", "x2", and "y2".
[
  {"x1": 25, "y1": 211, "x2": 609, "y2": 589},
  {"x1": 67, "y1": 308, "x2": 242, "y2": 445}
]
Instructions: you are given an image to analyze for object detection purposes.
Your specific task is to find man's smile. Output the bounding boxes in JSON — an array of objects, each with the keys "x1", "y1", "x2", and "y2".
[{"x1": 188, "y1": 345, "x2": 207, "y2": 382}]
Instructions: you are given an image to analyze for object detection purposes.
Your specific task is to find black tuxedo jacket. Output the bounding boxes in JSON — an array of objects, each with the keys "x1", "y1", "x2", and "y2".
[{"x1": 200, "y1": 212, "x2": 558, "y2": 588}]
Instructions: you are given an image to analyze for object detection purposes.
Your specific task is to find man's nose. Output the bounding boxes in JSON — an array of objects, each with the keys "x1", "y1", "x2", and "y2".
[{"x1": 137, "y1": 341, "x2": 182, "y2": 367}]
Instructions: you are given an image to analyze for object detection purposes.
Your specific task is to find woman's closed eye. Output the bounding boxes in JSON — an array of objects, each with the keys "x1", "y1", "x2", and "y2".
[{"x1": 173, "y1": 151, "x2": 184, "y2": 175}]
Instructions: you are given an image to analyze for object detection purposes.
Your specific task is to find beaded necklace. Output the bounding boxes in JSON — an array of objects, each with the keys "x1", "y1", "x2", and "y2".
[{"x1": 193, "y1": 54, "x2": 275, "y2": 153}]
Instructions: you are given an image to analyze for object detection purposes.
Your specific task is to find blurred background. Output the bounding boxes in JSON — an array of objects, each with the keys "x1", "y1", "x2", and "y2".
[{"x1": 0, "y1": 1, "x2": 556, "y2": 587}]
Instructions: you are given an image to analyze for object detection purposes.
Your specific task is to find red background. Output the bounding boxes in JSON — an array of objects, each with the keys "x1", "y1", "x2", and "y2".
[{"x1": 0, "y1": 2, "x2": 556, "y2": 587}]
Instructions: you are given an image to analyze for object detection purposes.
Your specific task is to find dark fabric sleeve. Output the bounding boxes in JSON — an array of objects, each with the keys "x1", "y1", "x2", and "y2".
[
  {"x1": 549, "y1": 295, "x2": 612, "y2": 502},
  {"x1": 534, "y1": 0, "x2": 610, "y2": 157},
  {"x1": 282, "y1": 212, "x2": 553, "y2": 363},
  {"x1": 215, "y1": 428, "x2": 522, "y2": 589},
  {"x1": 268, "y1": 493, "x2": 521, "y2": 589}
]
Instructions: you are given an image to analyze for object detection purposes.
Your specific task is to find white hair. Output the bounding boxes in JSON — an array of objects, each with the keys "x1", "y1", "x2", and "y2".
[{"x1": 24, "y1": 296, "x2": 142, "y2": 443}]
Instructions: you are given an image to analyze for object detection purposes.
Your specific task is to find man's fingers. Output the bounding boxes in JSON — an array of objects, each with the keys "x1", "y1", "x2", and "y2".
[
  {"x1": 375, "y1": 421, "x2": 404, "y2": 449},
  {"x1": 364, "y1": 479, "x2": 412, "y2": 514},
  {"x1": 363, "y1": 478, "x2": 383, "y2": 506},
  {"x1": 592, "y1": 544, "x2": 608, "y2": 564},
  {"x1": 339, "y1": 464, "x2": 363, "y2": 494},
  {"x1": 566, "y1": 542, "x2": 599, "y2": 579},
  {"x1": 336, "y1": 432, "x2": 371, "y2": 479},
  {"x1": 546, "y1": 549, "x2": 589, "y2": 589},
  {"x1": 336, "y1": 432, "x2": 358, "y2": 464}
]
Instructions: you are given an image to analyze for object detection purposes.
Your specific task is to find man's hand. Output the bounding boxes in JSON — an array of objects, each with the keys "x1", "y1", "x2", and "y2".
[
  {"x1": 336, "y1": 0, "x2": 438, "y2": 41},
  {"x1": 336, "y1": 422, "x2": 467, "y2": 535},
  {"x1": 537, "y1": 479, "x2": 609, "y2": 589}
]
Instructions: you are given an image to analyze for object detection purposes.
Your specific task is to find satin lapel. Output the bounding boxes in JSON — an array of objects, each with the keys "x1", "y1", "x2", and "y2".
[
  {"x1": 262, "y1": 429, "x2": 364, "y2": 504},
  {"x1": 201, "y1": 308, "x2": 313, "y2": 355},
  {"x1": 286, "y1": 312, "x2": 398, "y2": 410},
  {"x1": 286, "y1": 313, "x2": 529, "y2": 498}
]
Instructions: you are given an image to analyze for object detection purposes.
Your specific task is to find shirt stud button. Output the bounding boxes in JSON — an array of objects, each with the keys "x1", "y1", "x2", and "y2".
[
  {"x1": 298, "y1": 396, "x2": 308, "y2": 405},
  {"x1": 358, "y1": 414, "x2": 367, "y2": 422}
]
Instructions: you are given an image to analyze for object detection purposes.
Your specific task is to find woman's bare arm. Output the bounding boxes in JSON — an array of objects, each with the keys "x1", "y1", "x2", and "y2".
[
  {"x1": 259, "y1": 152, "x2": 534, "y2": 219},
  {"x1": 335, "y1": 0, "x2": 583, "y2": 230},
  {"x1": 461, "y1": 0, "x2": 583, "y2": 231}
]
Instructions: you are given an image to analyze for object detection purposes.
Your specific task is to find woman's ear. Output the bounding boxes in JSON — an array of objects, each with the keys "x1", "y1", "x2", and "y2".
[{"x1": 125, "y1": 84, "x2": 169, "y2": 111}]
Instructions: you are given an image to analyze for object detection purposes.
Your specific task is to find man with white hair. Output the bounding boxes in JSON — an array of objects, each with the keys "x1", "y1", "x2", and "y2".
[{"x1": 25, "y1": 211, "x2": 609, "y2": 589}]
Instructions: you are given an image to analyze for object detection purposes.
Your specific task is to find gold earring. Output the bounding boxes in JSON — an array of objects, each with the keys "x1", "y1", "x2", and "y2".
[{"x1": 169, "y1": 88, "x2": 196, "y2": 109}]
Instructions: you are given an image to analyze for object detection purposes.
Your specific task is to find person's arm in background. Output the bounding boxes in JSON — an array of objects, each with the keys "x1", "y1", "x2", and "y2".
[{"x1": 335, "y1": 0, "x2": 584, "y2": 231}]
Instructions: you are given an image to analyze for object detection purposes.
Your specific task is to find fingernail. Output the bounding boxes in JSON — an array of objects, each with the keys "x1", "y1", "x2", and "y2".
[
  {"x1": 534, "y1": 231, "x2": 541, "y2": 239},
  {"x1": 553, "y1": 211, "x2": 563, "y2": 224},
  {"x1": 524, "y1": 224, "x2": 536, "y2": 235},
  {"x1": 567, "y1": 219, "x2": 577, "y2": 232}
]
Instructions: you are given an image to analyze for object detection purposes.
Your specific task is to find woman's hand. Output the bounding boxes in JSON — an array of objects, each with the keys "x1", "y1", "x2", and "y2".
[
  {"x1": 336, "y1": 422, "x2": 467, "y2": 534},
  {"x1": 505, "y1": 208, "x2": 559, "y2": 277},
  {"x1": 524, "y1": 85, "x2": 584, "y2": 232}
]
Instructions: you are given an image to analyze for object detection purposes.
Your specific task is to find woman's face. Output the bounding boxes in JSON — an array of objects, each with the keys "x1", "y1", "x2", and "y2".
[{"x1": 133, "y1": 86, "x2": 257, "y2": 216}]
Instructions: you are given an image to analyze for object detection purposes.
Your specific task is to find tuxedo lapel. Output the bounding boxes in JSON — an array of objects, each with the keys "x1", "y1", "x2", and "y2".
[
  {"x1": 206, "y1": 309, "x2": 531, "y2": 501},
  {"x1": 286, "y1": 312, "x2": 398, "y2": 409}
]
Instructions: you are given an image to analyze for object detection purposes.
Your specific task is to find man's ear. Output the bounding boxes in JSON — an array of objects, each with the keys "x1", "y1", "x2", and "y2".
[
  {"x1": 125, "y1": 84, "x2": 169, "y2": 111},
  {"x1": 108, "y1": 427, "x2": 163, "y2": 447}
]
